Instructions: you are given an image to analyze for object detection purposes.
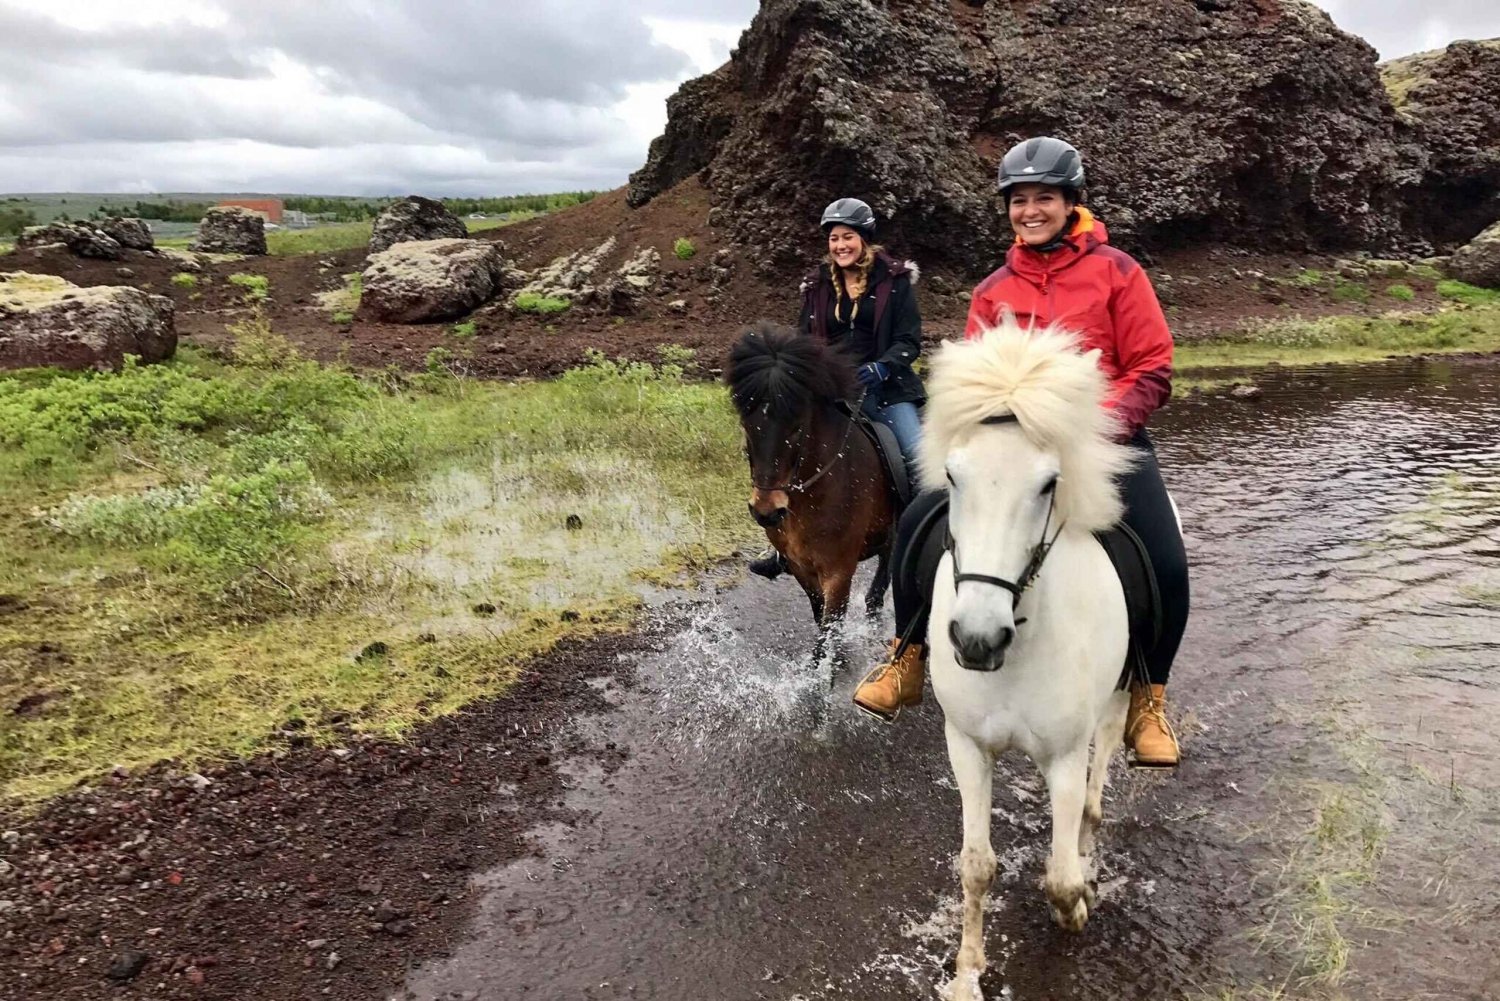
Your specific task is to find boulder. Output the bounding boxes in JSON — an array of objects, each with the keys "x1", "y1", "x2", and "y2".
[
  {"x1": 359, "y1": 239, "x2": 509, "y2": 323},
  {"x1": 99, "y1": 216, "x2": 155, "y2": 251},
  {"x1": 0, "y1": 272, "x2": 176, "y2": 371},
  {"x1": 1447, "y1": 220, "x2": 1500, "y2": 288},
  {"x1": 629, "y1": 0, "x2": 1405, "y2": 274},
  {"x1": 510, "y1": 238, "x2": 617, "y2": 306},
  {"x1": 15, "y1": 222, "x2": 123, "y2": 260},
  {"x1": 368, "y1": 196, "x2": 469, "y2": 255},
  {"x1": 191, "y1": 207, "x2": 267, "y2": 255},
  {"x1": 1382, "y1": 39, "x2": 1500, "y2": 250},
  {"x1": 601, "y1": 247, "x2": 662, "y2": 314}
]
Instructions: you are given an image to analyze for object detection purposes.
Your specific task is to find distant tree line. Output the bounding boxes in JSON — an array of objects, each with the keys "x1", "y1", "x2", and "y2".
[{"x1": 281, "y1": 191, "x2": 601, "y2": 223}]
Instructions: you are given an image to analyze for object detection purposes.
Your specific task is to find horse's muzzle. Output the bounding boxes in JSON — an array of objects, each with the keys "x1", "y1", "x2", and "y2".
[
  {"x1": 749, "y1": 502, "x2": 788, "y2": 528},
  {"x1": 748, "y1": 489, "x2": 790, "y2": 528},
  {"x1": 950, "y1": 621, "x2": 1015, "y2": 673}
]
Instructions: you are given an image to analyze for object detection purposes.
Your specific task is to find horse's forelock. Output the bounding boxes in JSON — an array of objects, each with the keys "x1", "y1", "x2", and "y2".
[
  {"x1": 918, "y1": 317, "x2": 1135, "y2": 532},
  {"x1": 726, "y1": 321, "x2": 854, "y2": 421}
]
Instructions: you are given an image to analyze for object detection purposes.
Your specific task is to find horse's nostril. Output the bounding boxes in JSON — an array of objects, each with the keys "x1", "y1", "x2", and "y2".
[{"x1": 996, "y1": 627, "x2": 1015, "y2": 651}]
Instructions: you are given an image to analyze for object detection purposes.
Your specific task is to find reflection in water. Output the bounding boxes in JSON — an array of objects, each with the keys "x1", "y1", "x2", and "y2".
[{"x1": 404, "y1": 359, "x2": 1500, "y2": 1001}]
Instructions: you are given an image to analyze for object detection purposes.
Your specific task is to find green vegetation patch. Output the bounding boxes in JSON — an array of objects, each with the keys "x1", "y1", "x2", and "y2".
[
  {"x1": 0, "y1": 331, "x2": 750, "y2": 804},
  {"x1": 1436, "y1": 279, "x2": 1500, "y2": 306},
  {"x1": 227, "y1": 272, "x2": 269, "y2": 301},
  {"x1": 316, "y1": 271, "x2": 362, "y2": 319},
  {"x1": 1384, "y1": 283, "x2": 1415, "y2": 302},
  {"x1": 1290, "y1": 268, "x2": 1325, "y2": 288},
  {"x1": 514, "y1": 292, "x2": 571, "y2": 314},
  {"x1": 449, "y1": 321, "x2": 477, "y2": 339},
  {"x1": 1177, "y1": 305, "x2": 1500, "y2": 371},
  {"x1": 170, "y1": 271, "x2": 199, "y2": 289},
  {"x1": 673, "y1": 237, "x2": 697, "y2": 260}
]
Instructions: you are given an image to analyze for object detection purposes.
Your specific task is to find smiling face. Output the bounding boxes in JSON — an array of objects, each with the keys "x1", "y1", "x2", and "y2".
[
  {"x1": 826, "y1": 224, "x2": 866, "y2": 269},
  {"x1": 1007, "y1": 183, "x2": 1073, "y2": 248}
]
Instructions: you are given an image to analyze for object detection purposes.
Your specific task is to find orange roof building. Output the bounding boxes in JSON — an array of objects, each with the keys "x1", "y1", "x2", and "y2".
[{"x1": 217, "y1": 198, "x2": 284, "y2": 224}]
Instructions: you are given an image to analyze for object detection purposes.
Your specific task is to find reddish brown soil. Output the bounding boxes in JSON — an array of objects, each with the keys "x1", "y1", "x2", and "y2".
[
  {"x1": 0, "y1": 179, "x2": 1455, "y2": 381},
  {"x1": 0, "y1": 629, "x2": 657, "y2": 1001}
]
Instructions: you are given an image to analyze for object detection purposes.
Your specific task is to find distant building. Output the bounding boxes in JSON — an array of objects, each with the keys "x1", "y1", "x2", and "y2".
[
  {"x1": 283, "y1": 209, "x2": 312, "y2": 229},
  {"x1": 217, "y1": 198, "x2": 284, "y2": 224}
]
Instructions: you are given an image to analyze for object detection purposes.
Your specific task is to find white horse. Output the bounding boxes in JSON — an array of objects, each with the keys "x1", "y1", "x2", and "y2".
[{"x1": 918, "y1": 318, "x2": 1138, "y2": 997}]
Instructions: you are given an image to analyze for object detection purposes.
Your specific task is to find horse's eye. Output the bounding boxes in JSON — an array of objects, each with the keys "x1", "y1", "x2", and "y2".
[
  {"x1": 945, "y1": 468, "x2": 956, "y2": 487},
  {"x1": 1041, "y1": 476, "x2": 1058, "y2": 496}
]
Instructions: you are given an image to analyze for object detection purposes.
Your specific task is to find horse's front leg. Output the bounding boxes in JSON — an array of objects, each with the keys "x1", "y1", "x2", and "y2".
[
  {"x1": 944, "y1": 722, "x2": 996, "y2": 999},
  {"x1": 1081, "y1": 692, "x2": 1128, "y2": 859},
  {"x1": 1042, "y1": 748, "x2": 1093, "y2": 932},
  {"x1": 864, "y1": 539, "x2": 892, "y2": 617},
  {"x1": 815, "y1": 570, "x2": 855, "y2": 670}
]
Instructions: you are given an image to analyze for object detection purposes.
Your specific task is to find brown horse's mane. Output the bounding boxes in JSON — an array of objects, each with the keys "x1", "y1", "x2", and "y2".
[{"x1": 725, "y1": 321, "x2": 857, "y2": 422}]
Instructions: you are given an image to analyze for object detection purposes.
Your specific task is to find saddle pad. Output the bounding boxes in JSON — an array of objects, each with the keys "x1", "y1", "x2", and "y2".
[{"x1": 900, "y1": 496, "x2": 1161, "y2": 687}]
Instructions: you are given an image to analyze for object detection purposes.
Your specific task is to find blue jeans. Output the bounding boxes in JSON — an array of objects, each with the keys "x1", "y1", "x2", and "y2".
[{"x1": 861, "y1": 391, "x2": 922, "y2": 470}]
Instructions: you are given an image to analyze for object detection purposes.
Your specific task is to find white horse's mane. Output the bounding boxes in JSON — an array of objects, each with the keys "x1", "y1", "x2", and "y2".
[{"x1": 918, "y1": 316, "x2": 1136, "y2": 533}]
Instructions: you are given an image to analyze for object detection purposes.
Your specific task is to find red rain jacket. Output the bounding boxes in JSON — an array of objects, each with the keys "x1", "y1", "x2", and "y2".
[{"x1": 964, "y1": 207, "x2": 1173, "y2": 438}]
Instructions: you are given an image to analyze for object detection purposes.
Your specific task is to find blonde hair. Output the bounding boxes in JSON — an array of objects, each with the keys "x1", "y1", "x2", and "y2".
[{"x1": 827, "y1": 241, "x2": 883, "y2": 323}]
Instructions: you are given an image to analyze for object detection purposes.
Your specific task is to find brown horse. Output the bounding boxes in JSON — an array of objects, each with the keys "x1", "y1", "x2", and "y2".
[{"x1": 726, "y1": 322, "x2": 898, "y2": 657}]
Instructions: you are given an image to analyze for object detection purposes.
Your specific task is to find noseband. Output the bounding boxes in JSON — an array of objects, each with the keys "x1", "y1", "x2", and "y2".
[{"x1": 945, "y1": 413, "x2": 1066, "y2": 624}]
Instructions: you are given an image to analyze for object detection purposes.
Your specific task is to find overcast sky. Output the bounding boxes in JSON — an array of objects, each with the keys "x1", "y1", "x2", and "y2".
[{"x1": 1, "y1": 0, "x2": 1496, "y2": 197}]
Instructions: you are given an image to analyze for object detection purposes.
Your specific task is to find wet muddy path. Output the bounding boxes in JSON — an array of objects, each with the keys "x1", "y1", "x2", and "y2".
[{"x1": 403, "y1": 359, "x2": 1500, "y2": 1001}]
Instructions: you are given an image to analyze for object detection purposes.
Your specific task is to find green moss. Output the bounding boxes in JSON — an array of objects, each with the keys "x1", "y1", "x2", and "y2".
[
  {"x1": 1331, "y1": 281, "x2": 1370, "y2": 304},
  {"x1": 1385, "y1": 283, "x2": 1416, "y2": 302},
  {"x1": 673, "y1": 237, "x2": 697, "y2": 260},
  {"x1": 170, "y1": 272, "x2": 199, "y2": 289},
  {"x1": 1436, "y1": 279, "x2": 1500, "y2": 306},
  {"x1": 227, "y1": 272, "x2": 269, "y2": 301},
  {"x1": 514, "y1": 292, "x2": 571, "y2": 314},
  {"x1": 449, "y1": 321, "x2": 477, "y2": 338},
  {"x1": 1291, "y1": 268, "x2": 1325, "y2": 288}
]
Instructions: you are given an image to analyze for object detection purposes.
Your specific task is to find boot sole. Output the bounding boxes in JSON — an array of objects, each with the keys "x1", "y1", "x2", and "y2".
[
  {"x1": 852, "y1": 695, "x2": 920, "y2": 724},
  {"x1": 1128, "y1": 754, "x2": 1180, "y2": 769}
]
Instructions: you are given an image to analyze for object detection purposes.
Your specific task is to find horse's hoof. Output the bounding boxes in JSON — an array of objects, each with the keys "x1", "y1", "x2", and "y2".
[
  {"x1": 1050, "y1": 895, "x2": 1089, "y2": 933},
  {"x1": 948, "y1": 968, "x2": 984, "y2": 1001}
]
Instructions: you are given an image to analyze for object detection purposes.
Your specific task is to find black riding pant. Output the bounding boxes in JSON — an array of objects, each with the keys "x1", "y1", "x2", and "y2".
[{"x1": 891, "y1": 429, "x2": 1189, "y2": 685}]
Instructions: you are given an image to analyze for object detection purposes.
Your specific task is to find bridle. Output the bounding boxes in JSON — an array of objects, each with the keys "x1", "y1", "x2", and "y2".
[
  {"x1": 748, "y1": 389, "x2": 866, "y2": 495},
  {"x1": 944, "y1": 413, "x2": 1066, "y2": 624}
]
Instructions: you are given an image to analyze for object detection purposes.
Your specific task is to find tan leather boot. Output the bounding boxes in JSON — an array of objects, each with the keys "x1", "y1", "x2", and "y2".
[
  {"x1": 853, "y1": 640, "x2": 926, "y2": 722},
  {"x1": 1126, "y1": 682, "x2": 1180, "y2": 768}
]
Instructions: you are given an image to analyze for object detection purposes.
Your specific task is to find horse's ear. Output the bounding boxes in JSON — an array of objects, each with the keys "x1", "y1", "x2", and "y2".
[{"x1": 1082, "y1": 347, "x2": 1102, "y2": 366}]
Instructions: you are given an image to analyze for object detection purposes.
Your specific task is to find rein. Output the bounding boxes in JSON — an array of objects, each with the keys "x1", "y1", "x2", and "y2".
[
  {"x1": 946, "y1": 413, "x2": 1066, "y2": 622},
  {"x1": 751, "y1": 388, "x2": 867, "y2": 494}
]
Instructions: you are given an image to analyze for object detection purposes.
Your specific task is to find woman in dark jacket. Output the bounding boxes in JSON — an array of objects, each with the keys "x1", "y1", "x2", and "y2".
[
  {"x1": 748, "y1": 197, "x2": 926, "y2": 579},
  {"x1": 798, "y1": 197, "x2": 925, "y2": 466}
]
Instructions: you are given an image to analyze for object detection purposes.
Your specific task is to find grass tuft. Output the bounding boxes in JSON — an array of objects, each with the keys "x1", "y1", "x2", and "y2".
[{"x1": 514, "y1": 292, "x2": 571, "y2": 314}]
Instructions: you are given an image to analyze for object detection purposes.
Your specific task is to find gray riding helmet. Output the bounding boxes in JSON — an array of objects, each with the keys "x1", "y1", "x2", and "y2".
[
  {"x1": 998, "y1": 137, "x2": 1086, "y2": 199},
  {"x1": 821, "y1": 197, "x2": 876, "y2": 241}
]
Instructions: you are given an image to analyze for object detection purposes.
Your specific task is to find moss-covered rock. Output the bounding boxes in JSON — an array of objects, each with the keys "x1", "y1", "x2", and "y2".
[
  {"x1": 359, "y1": 239, "x2": 509, "y2": 323},
  {"x1": 0, "y1": 272, "x2": 176, "y2": 371}
]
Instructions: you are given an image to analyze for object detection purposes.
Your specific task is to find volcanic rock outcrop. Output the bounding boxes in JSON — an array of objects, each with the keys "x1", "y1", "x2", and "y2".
[
  {"x1": 0, "y1": 272, "x2": 176, "y2": 371},
  {"x1": 192, "y1": 207, "x2": 268, "y2": 255},
  {"x1": 99, "y1": 217, "x2": 155, "y2": 251},
  {"x1": 15, "y1": 222, "x2": 124, "y2": 260},
  {"x1": 1382, "y1": 39, "x2": 1500, "y2": 250},
  {"x1": 368, "y1": 196, "x2": 469, "y2": 255},
  {"x1": 627, "y1": 0, "x2": 1471, "y2": 274}
]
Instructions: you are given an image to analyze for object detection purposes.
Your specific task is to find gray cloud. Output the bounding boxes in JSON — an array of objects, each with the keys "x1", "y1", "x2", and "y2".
[
  {"x1": 1, "y1": 1, "x2": 1494, "y2": 196},
  {"x1": 1317, "y1": 1, "x2": 1500, "y2": 58}
]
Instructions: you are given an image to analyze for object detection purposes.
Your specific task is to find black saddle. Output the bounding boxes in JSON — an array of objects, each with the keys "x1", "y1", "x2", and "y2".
[
  {"x1": 835, "y1": 400, "x2": 913, "y2": 509},
  {"x1": 900, "y1": 495, "x2": 1161, "y2": 689}
]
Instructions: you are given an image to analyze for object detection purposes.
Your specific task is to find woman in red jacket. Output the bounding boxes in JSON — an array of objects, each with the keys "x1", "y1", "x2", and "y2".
[{"x1": 853, "y1": 137, "x2": 1188, "y2": 769}]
